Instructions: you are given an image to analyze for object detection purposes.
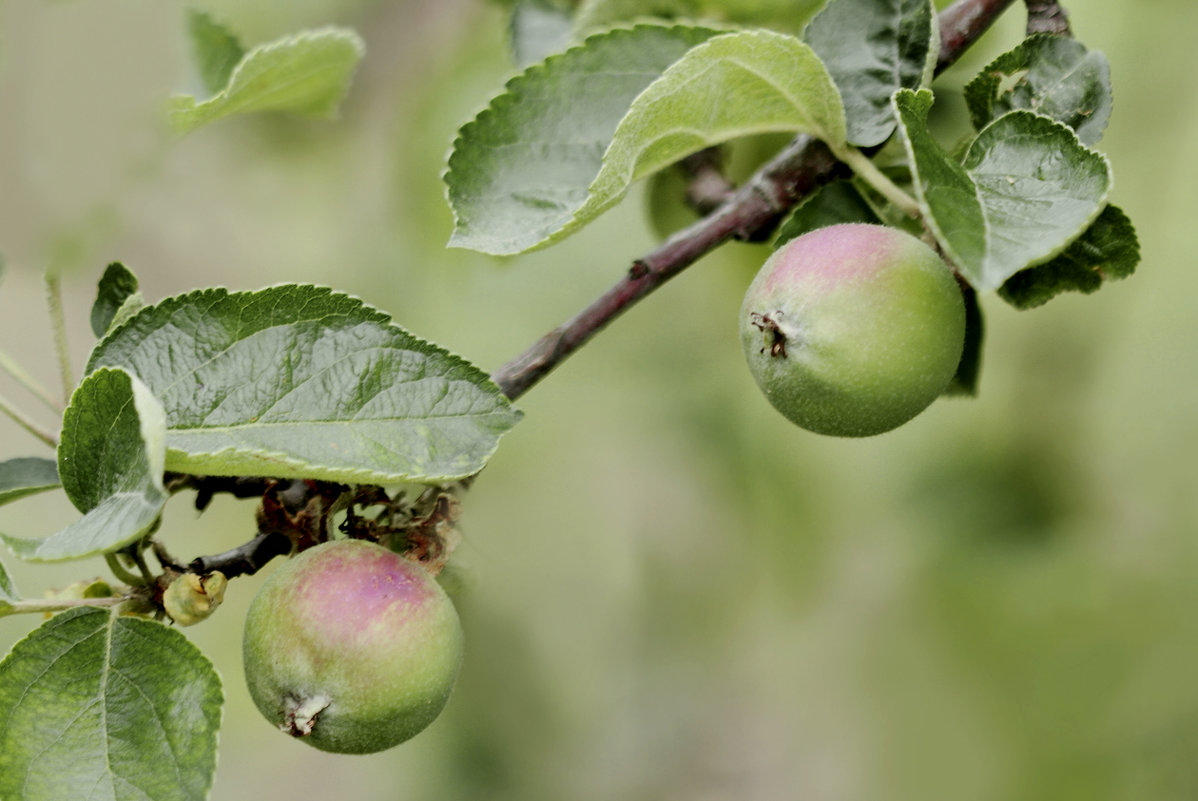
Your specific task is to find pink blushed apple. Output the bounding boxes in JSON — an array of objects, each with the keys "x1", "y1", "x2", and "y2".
[
  {"x1": 741, "y1": 224, "x2": 965, "y2": 437},
  {"x1": 242, "y1": 539, "x2": 463, "y2": 754}
]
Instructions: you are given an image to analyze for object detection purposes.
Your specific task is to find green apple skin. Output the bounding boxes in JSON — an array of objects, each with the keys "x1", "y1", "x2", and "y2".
[
  {"x1": 740, "y1": 223, "x2": 965, "y2": 437},
  {"x1": 242, "y1": 539, "x2": 464, "y2": 754}
]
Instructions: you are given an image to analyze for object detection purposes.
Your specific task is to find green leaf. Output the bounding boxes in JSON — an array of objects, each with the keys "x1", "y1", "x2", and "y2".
[
  {"x1": 0, "y1": 607, "x2": 222, "y2": 801},
  {"x1": 2, "y1": 368, "x2": 168, "y2": 562},
  {"x1": 574, "y1": 0, "x2": 823, "y2": 34},
  {"x1": 169, "y1": 27, "x2": 364, "y2": 135},
  {"x1": 998, "y1": 204, "x2": 1139, "y2": 308},
  {"x1": 448, "y1": 27, "x2": 846, "y2": 255},
  {"x1": 773, "y1": 180, "x2": 882, "y2": 246},
  {"x1": 0, "y1": 457, "x2": 60, "y2": 507},
  {"x1": 185, "y1": 8, "x2": 245, "y2": 95},
  {"x1": 943, "y1": 283, "x2": 984, "y2": 396},
  {"x1": 90, "y1": 262, "x2": 141, "y2": 338},
  {"x1": 894, "y1": 89, "x2": 1111, "y2": 291},
  {"x1": 511, "y1": 1, "x2": 576, "y2": 67},
  {"x1": 446, "y1": 24, "x2": 723, "y2": 256},
  {"x1": 87, "y1": 285, "x2": 521, "y2": 484},
  {"x1": 804, "y1": 0, "x2": 937, "y2": 147},
  {"x1": 0, "y1": 558, "x2": 17, "y2": 606},
  {"x1": 964, "y1": 34, "x2": 1112, "y2": 146}
]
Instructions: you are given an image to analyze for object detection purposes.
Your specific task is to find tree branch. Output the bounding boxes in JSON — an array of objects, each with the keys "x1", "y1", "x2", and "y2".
[
  {"x1": 187, "y1": 530, "x2": 293, "y2": 580},
  {"x1": 492, "y1": 0, "x2": 1018, "y2": 402},
  {"x1": 1024, "y1": 0, "x2": 1071, "y2": 36},
  {"x1": 938, "y1": 0, "x2": 1019, "y2": 72}
]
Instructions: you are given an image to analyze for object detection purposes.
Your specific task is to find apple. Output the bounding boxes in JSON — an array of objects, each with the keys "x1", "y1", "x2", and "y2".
[
  {"x1": 740, "y1": 223, "x2": 965, "y2": 437},
  {"x1": 241, "y1": 539, "x2": 463, "y2": 754}
]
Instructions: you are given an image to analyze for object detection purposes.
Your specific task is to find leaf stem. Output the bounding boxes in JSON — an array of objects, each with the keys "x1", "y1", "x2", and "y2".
[
  {"x1": 491, "y1": 0, "x2": 1016, "y2": 401},
  {"x1": 0, "y1": 392, "x2": 59, "y2": 448},
  {"x1": 0, "y1": 595, "x2": 128, "y2": 618},
  {"x1": 43, "y1": 272, "x2": 74, "y2": 405},
  {"x1": 105, "y1": 553, "x2": 147, "y2": 586},
  {"x1": 835, "y1": 147, "x2": 922, "y2": 218},
  {"x1": 0, "y1": 348, "x2": 62, "y2": 411}
]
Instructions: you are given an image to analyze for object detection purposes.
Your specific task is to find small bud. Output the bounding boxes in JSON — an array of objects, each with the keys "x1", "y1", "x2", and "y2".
[{"x1": 162, "y1": 571, "x2": 228, "y2": 626}]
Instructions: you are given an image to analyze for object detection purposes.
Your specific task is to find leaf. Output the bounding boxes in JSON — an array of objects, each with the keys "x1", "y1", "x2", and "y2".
[
  {"x1": 773, "y1": 180, "x2": 882, "y2": 246},
  {"x1": 0, "y1": 557, "x2": 17, "y2": 607},
  {"x1": 86, "y1": 285, "x2": 521, "y2": 484},
  {"x1": 804, "y1": 0, "x2": 938, "y2": 147},
  {"x1": 169, "y1": 27, "x2": 365, "y2": 135},
  {"x1": 574, "y1": 0, "x2": 697, "y2": 31},
  {"x1": 943, "y1": 283, "x2": 984, "y2": 396},
  {"x1": 894, "y1": 89, "x2": 1111, "y2": 291},
  {"x1": 998, "y1": 204, "x2": 1139, "y2": 308},
  {"x1": 446, "y1": 24, "x2": 722, "y2": 256},
  {"x1": 0, "y1": 457, "x2": 60, "y2": 507},
  {"x1": 0, "y1": 607, "x2": 222, "y2": 801},
  {"x1": 574, "y1": 0, "x2": 824, "y2": 34},
  {"x1": 447, "y1": 27, "x2": 846, "y2": 255},
  {"x1": 511, "y1": 1, "x2": 576, "y2": 67},
  {"x1": 964, "y1": 34, "x2": 1112, "y2": 146},
  {"x1": 2, "y1": 368, "x2": 168, "y2": 562},
  {"x1": 91, "y1": 262, "x2": 141, "y2": 338},
  {"x1": 185, "y1": 8, "x2": 245, "y2": 95}
]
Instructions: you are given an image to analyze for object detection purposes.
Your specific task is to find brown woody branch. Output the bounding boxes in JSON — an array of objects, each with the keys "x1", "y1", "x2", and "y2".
[
  {"x1": 1024, "y1": 0, "x2": 1071, "y2": 36},
  {"x1": 492, "y1": 0, "x2": 1019, "y2": 402}
]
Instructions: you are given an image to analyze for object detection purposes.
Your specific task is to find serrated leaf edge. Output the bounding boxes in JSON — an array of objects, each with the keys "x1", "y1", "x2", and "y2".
[
  {"x1": 444, "y1": 22, "x2": 725, "y2": 255},
  {"x1": 88, "y1": 283, "x2": 521, "y2": 483},
  {"x1": 963, "y1": 107, "x2": 1113, "y2": 274},
  {"x1": 896, "y1": 89, "x2": 1113, "y2": 290},
  {"x1": 0, "y1": 608, "x2": 224, "y2": 801}
]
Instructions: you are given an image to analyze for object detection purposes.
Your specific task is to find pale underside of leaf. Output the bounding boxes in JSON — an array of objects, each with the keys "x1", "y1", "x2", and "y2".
[
  {"x1": 1, "y1": 491, "x2": 166, "y2": 562},
  {"x1": 0, "y1": 457, "x2": 60, "y2": 507},
  {"x1": 584, "y1": 30, "x2": 847, "y2": 218},
  {"x1": 447, "y1": 24, "x2": 724, "y2": 256},
  {"x1": 169, "y1": 27, "x2": 364, "y2": 134},
  {"x1": 448, "y1": 26, "x2": 846, "y2": 256},
  {"x1": 0, "y1": 608, "x2": 222, "y2": 801},
  {"x1": 2, "y1": 369, "x2": 168, "y2": 562}
]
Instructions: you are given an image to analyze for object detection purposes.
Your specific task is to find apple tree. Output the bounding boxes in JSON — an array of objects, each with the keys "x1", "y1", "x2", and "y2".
[{"x1": 0, "y1": 0, "x2": 1138, "y2": 798}]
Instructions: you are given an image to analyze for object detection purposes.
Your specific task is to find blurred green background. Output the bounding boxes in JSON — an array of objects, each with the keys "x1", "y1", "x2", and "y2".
[{"x1": 0, "y1": 1, "x2": 1195, "y2": 799}]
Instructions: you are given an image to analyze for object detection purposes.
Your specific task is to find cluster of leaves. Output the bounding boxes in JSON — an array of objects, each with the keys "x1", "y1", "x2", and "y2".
[
  {"x1": 452, "y1": 0, "x2": 1137, "y2": 302},
  {"x1": 0, "y1": 0, "x2": 1139, "y2": 797}
]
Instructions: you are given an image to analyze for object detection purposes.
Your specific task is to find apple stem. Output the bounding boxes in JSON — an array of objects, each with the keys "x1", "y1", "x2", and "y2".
[{"x1": 834, "y1": 147, "x2": 923, "y2": 219}]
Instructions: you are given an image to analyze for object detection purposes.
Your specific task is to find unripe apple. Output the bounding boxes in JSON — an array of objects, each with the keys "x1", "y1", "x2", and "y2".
[
  {"x1": 740, "y1": 223, "x2": 965, "y2": 437},
  {"x1": 242, "y1": 539, "x2": 463, "y2": 754}
]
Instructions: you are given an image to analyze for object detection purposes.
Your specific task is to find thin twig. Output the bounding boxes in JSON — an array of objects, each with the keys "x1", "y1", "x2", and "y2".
[
  {"x1": 1, "y1": 595, "x2": 129, "y2": 618},
  {"x1": 43, "y1": 272, "x2": 74, "y2": 405},
  {"x1": 492, "y1": 0, "x2": 1018, "y2": 402},
  {"x1": 0, "y1": 348, "x2": 62, "y2": 411},
  {"x1": 0, "y1": 392, "x2": 58, "y2": 448}
]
